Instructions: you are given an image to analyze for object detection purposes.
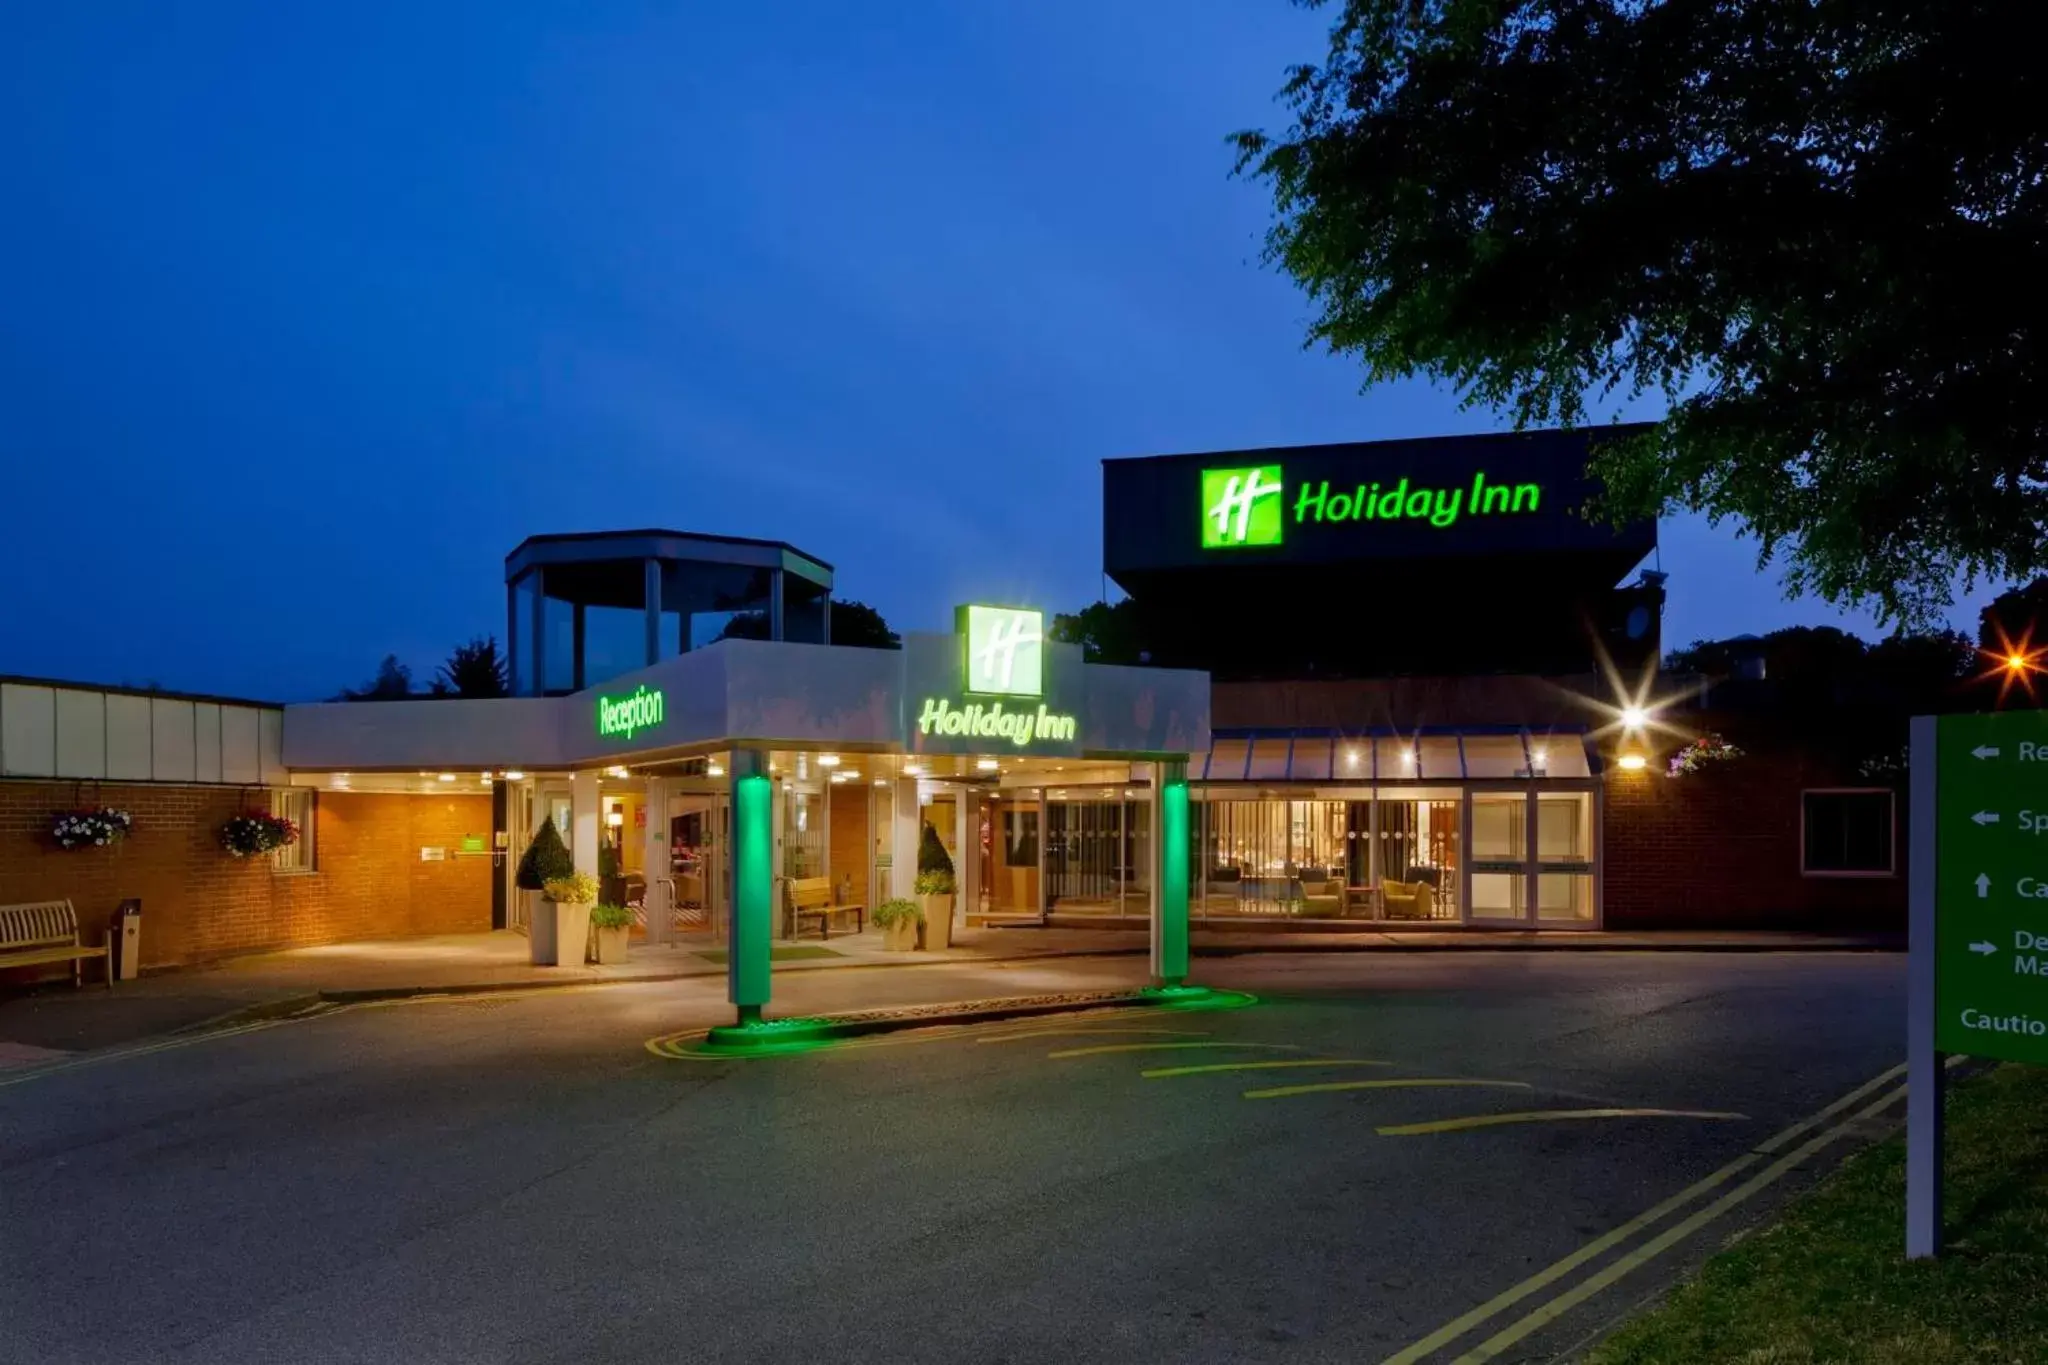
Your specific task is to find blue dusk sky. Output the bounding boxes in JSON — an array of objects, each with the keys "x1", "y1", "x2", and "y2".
[{"x1": 0, "y1": 3, "x2": 1999, "y2": 701}]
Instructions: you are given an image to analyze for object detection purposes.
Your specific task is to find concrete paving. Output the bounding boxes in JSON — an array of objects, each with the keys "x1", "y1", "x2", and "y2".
[{"x1": 0, "y1": 952, "x2": 1905, "y2": 1364}]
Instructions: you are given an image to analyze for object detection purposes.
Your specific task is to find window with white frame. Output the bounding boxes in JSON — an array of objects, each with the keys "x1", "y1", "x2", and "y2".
[
  {"x1": 1802, "y1": 790, "x2": 1894, "y2": 876},
  {"x1": 271, "y1": 787, "x2": 317, "y2": 872}
]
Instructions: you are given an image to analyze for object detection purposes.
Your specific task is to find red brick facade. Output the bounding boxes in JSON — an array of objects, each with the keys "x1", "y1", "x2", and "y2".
[
  {"x1": 1602, "y1": 752, "x2": 1906, "y2": 931},
  {"x1": 0, "y1": 782, "x2": 493, "y2": 978}
]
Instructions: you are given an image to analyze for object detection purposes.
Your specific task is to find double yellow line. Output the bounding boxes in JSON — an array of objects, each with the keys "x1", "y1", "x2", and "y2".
[{"x1": 1380, "y1": 1060, "x2": 1928, "y2": 1364}]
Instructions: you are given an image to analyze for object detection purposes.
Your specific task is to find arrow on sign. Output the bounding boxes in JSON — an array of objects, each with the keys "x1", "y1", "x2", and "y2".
[
  {"x1": 1977, "y1": 873, "x2": 1993, "y2": 898},
  {"x1": 1971, "y1": 941, "x2": 1999, "y2": 955},
  {"x1": 1974, "y1": 810, "x2": 2001, "y2": 826},
  {"x1": 1974, "y1": 745, "x2": 2002, "y2": 759}
]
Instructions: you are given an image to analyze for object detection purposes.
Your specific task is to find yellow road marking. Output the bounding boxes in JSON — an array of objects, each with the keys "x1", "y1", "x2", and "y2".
[
  {"x1": 1047, "y1": 1041, "x2": 1301, "y2": 1060},
  {"x1": 1246, "y1": 1077, "x2": 1531, "y2": 1101},
  {"x1": 1379, "y1": 1107, "x2": 1748, "y2": 1137},
  {"x1": 1448, "y1": 1086, "x2": 1904, "y2": 1363},
  {"x1": 981, "y1": 1028, "x2": 1209, "y2": 1045},
  {"x1": 1377, "y1": 1061, "x2": 1924, "y2": 1364},
  {"x1": 0, "y1": 1018, "x2": 293, "y2": 1089},
  {"x1": 1142, "y1": 1058, "x2": 1392, "y2": 1079}
]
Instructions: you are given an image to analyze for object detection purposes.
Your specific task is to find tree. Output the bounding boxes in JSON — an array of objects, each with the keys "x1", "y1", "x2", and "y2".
[
  {"x1": 1234, "y1": 1, "x2": 2048, "y2": 625},
  {"x1": 1979, "y1": 577, "x2": 2048, "y2": 658},
  {"x1": 1050, "y1": 599, "x2": 1154, "y2": 665},
  {"x1": 515, "y1": 817, "x2": 573, "y2": 891},
  {"x1": 339, "y1": 654, "x2": 413, "y2": 701},
  {"x1": 437, "y1": 636, "x2": 509, "y2": 698},
  {"x1": 715, "y1": 599, "x2": 900, "y2": 648}
]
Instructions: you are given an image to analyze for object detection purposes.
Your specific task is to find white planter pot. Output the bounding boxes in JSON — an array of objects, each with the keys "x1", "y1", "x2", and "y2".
[
  {"x1": 592, "y1": 924, "x2": 630, "y2": 965},
  {"x1": 532, "y1": 901, "x2": 593, "y2": 967},
  {"x1": 882, "y1": 917, "x2": 919, "y2": 952},
  {"x1": 918, "y1": 893, "x2": 956, "y2": 951}
]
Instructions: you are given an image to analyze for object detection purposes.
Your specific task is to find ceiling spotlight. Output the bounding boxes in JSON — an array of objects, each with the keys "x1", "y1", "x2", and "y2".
[
  {"x1": 707, "y1": 764, "x2": 725, "y2": 777},
  {"x1": 817, "y1": 754, "x2": 841, "y2": 768},
  {"x1": 504, "y1": 770, "x2": 525, "y2": 781},
  {"x1": 437, "y1": 773, "x2": 456, "y2": 783},
  {"x1": 975, "y1": 758, "x2": 999, "y2": 771}
]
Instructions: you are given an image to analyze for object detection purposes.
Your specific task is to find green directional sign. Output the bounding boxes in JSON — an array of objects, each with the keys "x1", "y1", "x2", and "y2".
[{"x1": 1935, "y1": 712, "x2": 2048, "y2": 1063}]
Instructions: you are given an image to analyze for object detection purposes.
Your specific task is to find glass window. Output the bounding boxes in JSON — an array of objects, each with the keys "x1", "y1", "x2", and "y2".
[
  {"x1": 1461, "y1": 736, "x2": 1527, "y2": 778},
  {"x1": 1418, "y1": 737, "x2": 1464, "y2": 780},
  {"x1": 1247, "y1": 738, "x2": 1292, "y2": 780},
  {"x1": 1334, "y1": 741, "x2": 1371, "y2": 781},
  {"x1": 1470, "y1": 793, "x2": 1527, "y2": 864},
  {"x1": 1531, "y1": 737, "x2": 1592, "y2": 778},
  {"x1": 1375, "y1": 737, "x2": 1420, "y2": 780},
  {"x1": 1288, "y1": 735, "x2": 1335, "y2": 782},
  {"x1": 1537, "y1": 793, "x2": 1593, "y2": 864},
  {"x1": 1537, "y1": 872, "x2": 1595, "y2": 921},
  {"x1": 1803, "y1": 791, "x2": 1895, "y2": 875},
  {"x1": 271, "y1": 788, "x2": 316, "y2": 872},
  {"x1": 1471, "y1": 872, "x2": 1525, "y2": 917},
  {"x1": 1202, "y1": 738, "x2": 1250, "y2": 782}
]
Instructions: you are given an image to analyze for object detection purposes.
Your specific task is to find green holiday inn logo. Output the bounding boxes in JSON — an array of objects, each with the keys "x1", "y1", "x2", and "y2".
[
  {"x1": 1200, "y1": 464, "x2": 1544, "y2": 547},
  {"x1": 1202, "y1": 466, "x2": 1286, "y2": 548},
  {"x1": 961, "y1": 604, "x2": 1043, "y2": 697}
]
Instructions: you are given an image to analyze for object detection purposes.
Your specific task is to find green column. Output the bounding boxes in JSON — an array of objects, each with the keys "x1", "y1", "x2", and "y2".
[
  {"x1": 729, "y1": 748, "x2": 774, "y2": 1023},
  {"x1": 1153, "y1": 760, "x2": 1190, "y2": 987}
]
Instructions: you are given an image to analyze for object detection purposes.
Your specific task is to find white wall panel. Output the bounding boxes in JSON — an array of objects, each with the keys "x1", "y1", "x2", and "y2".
[
  {"x1": 220, "y1": 706, "x2": 260, "y2": 784},
  {"x1": 257, "y1": 708, "x2": 285, "y2": 782},
  {"x1": 151, "y1": 698, "x2": 197, "y2": 782},
  {"x1": 54, "y1": 688, "x2": 107, "y2": 778},
  {"x1": 1, "y1": 684, "x2": 57, "y2": 777},
  {"x1": 105, "y1": 694, "x2": 153, "y2": 780},
  {"x1": 194, "y1": 705, "x2": 223, "y2": 783}
]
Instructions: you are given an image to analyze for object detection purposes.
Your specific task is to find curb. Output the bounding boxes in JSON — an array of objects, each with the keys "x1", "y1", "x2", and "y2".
[
  {"x1": 662, "y1": 984, "x2": 1258, "y2": 1058},
  {"x1": 169, "y1": 992, "x2": 327, "y2": 1034}
]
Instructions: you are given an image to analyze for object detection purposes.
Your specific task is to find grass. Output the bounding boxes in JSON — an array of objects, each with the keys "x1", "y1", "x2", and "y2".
[
  {"x1": 691, "y1": 946, "x2": 844, "y2": 965},
  {"x1": 1589, "y1": 1063, "x2": 2048, "y2": 1364}
]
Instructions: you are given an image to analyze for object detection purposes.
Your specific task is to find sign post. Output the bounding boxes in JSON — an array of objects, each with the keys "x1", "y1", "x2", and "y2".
[{"x1": 1908, "y1": 711, "x2": 2048, "y2": 1258}]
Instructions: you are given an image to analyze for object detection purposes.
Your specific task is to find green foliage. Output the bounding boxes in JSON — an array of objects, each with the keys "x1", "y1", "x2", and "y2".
[
  {"x1": 515, "y1": 817, "x2": 573, "y2": 891},
  {"x1": 434, "y1": 635, "x2": 509, "y2": 698},
  {"x1": 1234, "y1": 1, "x2": 2048, "y2": 626},
  {"x1": 871, "y1": 898, "x2": 923, "y2": 928},
  {"x1": 1050, "y1": 599, "x2": 1155, "y2": 665},
  {"x1": 915, "y1": 823, "x2": 956, "y2": 894},
  {"x1": 716, "y1": 599, "x2": 900, "y2": 648},
  {"x1": 339, "y1": 654, "x2": 413, "y2": 701},
  {"x1": 597, "y1": 842, "x2": 621, "y2": 879},
  {"x1": 1979, "y1": 575, "x2": 2048, "y2": 655},
  {"x1": 588, "y1": 902, "x2": 635, "y2": 930},
  {"x1": 542, "y1": 872, "x2": 599, "y2": 905}
]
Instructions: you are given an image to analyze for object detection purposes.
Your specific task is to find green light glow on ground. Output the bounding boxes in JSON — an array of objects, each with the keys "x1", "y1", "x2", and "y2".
[
  {"x1": 701, "y1": 1015, "x2": 842, "y2": 1056},
  {"x1": 1137, "y1": 985, "x2": 1258, "y2": 1013}
]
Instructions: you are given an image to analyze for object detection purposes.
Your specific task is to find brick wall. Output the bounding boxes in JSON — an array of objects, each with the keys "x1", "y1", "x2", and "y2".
[
  {"x1": 1603, "y1": 753, "x2": 1906, "y2": 931},
  {"x1": 0, "y1": 782, "x2": 493, "y2": 977}
]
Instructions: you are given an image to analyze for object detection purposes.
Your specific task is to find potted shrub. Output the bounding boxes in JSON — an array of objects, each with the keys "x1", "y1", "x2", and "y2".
[
  {"x1": 915, "y1": 822, "x2": 957, "y2": 951},
  {"x1": 589, "y1": 902, "x2": 633, "y2": 965},
  {"x1": 538, "y1": 872, "x2": 599, "y2": 968},
  {"x1": 873, "y1": 898, "x2": 923, "y2": 952},
  {"x1": 516, "y1": 818, "x2": 575, "y2": 965}
]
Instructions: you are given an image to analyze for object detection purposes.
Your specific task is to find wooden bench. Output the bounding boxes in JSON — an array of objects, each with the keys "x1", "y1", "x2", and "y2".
[
  {"x1": 0, "y1": 900, "x2": 113, "y2": 989},
  {"x1": 785, "y1": 877, "x2": 865, "y2": 940}
]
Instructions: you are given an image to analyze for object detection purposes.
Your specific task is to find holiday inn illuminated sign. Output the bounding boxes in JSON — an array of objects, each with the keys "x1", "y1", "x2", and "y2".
[
  {"x1": 596, "y1": 685, "x2": 665, "y2": 740},
  {"x1": 914, "y1": 605, "x2": 1078, "y2": 750},
  {"x1": 1202, "y1": 465, "x2": 1545, "y2": 548}
]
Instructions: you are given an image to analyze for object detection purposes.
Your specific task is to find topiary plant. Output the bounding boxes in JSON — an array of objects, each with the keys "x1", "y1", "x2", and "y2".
[
  {"x1": 516, "y1": 817, "x2": 573, "y2": 891},
  {"x1": 916, "y1": 821, "x2": 956, "y2": 895}
]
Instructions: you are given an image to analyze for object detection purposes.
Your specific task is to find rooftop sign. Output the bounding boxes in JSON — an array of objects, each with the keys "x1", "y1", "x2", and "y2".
[{"x1": 1202, "y1": 465, "x2": 1543, "y2": 549}]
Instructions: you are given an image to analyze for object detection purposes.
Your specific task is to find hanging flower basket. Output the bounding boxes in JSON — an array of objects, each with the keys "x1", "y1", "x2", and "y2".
[
  {"x1": 1667, "y1": 734, "x2": 1744, "y2": 777},
  {"x1": 220, "y1": 811, "x2": 300, "y2": 858},
  {"x1": 50, "y1": 807, "x2": 133, "y2": 849}
]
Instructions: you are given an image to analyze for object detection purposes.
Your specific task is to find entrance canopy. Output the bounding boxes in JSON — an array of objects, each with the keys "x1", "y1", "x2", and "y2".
[
  {"x1": 1193, "y1": 725, "x2": 1598, "y2": 783},
  {"x1": 282, "y1": 615, "x2": 1210, "y2": 773}
]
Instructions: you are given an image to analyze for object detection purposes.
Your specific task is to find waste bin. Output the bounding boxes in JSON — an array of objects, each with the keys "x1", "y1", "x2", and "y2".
[{"x1": 111, "y1": 899, "x2": 142, "y2": 981}]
